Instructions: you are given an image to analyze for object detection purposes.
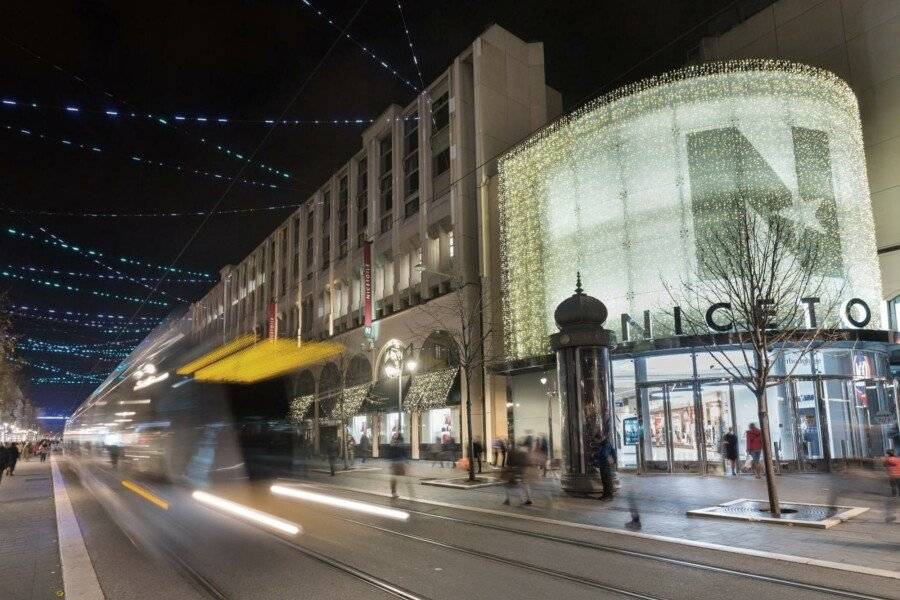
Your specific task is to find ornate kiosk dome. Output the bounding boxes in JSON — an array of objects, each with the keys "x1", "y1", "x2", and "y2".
[{"x1": 554, "y1": 273, "x2": 608, "y2": 330}]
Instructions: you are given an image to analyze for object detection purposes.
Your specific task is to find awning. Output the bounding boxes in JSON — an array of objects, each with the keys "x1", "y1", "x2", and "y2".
[
  {"x1": 288, "y1": 394, "x2": 315, "y2": 424},
  {"x1": 367, "y1": 376, "x2": 410, "y2": 413},
  {"x1": 325, "y1": 383, "x2": 372, "y2": 420},
  {"x1": 404, "y1": 367, "x2": 460, "y2": 412}
]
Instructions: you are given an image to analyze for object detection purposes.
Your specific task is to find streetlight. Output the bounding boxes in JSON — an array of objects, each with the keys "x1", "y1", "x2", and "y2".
[{"x1": 384, "y1": 344, "x2": 416, "y2": 442}]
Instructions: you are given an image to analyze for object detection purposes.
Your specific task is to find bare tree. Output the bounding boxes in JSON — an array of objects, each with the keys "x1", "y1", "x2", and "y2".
[
  {"x1": 669, "y1": 209, "x2": 840, "y2": 516},
  {"x1": 0, "y1": 295, "x2": 23, "y2": 425},
  {"x1": 408, "y1": 277, "x2": 496, "y2": 481}
]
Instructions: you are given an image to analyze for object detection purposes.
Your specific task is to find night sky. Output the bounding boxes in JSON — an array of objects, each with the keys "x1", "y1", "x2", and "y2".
[{"x1": 0, "y1": 0, "x2": 761, "y2": 415}]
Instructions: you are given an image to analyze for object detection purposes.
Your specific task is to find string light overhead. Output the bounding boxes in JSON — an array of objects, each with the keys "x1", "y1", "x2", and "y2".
[
  {"x1": 300, "y1": 0, "x2": 419, "y2": 91},
  {"x1": 1, "y1": 123, "x2": 298, "y2": 192},
  {"x1": 0, "y1": 269, "x2": 170, "y2": 306},
  {"x1": 3, "y1": 263, "x2": 210, "y2": 284},
  {"x1": 1, "y1": 95, "x2": 376, "y2": 127},
  {"x1": 6, "y1": 227, "x2": 212, "y2": 278},
  {"x1": 6, "y1": 303, "x2": 163, "y2": 322}
]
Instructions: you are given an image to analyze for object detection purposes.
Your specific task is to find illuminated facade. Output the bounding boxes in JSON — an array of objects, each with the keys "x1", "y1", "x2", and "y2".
[
  {"x1": 495, "y1": 61, "x2": 898, "y2": 473},
  {"x1": 499, "y1": 60, "x2": 881, "y2": 360}
]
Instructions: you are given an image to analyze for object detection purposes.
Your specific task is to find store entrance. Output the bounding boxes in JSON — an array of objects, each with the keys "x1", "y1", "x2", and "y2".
[{"x1": 639, "y1": 380, "x2": 733, "y2": 474}]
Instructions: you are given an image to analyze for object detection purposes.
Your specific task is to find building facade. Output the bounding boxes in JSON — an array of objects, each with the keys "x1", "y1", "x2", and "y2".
[
  {"x1": 494, "y1": 59, "x2": 898, "y2": 474},
  {"x1": 693, "y1": 0, "x2": 900, "y2": 332}
]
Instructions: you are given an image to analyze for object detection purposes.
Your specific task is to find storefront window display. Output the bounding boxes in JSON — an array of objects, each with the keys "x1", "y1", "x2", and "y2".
[
  {"x1": 419, "y1": 407, "x2": 461, "y2": 460},
  {"x1": 378, "y1": 412, "x2": 408, "y2": 445}
]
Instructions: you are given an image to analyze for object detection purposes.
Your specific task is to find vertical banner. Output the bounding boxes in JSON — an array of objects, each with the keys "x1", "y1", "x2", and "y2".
[
  {"x1": 267, "y1": 301, "x2": 278, "y2": 339},
  {"x1": 363, "y1": 240, "x2": 373, "y2": 338}
]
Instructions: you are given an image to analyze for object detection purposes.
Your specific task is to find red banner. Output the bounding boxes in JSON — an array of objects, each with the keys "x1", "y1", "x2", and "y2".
[
  {"x1": 266, "y1": 301, "x2": 277, "y2": 339},
  {"x1": 363, "y1": 240, "x2": 373, "y2": 337}
]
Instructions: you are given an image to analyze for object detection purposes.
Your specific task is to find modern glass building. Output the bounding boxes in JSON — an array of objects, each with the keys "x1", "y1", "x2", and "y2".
[{"x1": 496, "y1": 60, "x2": 899, "y2": 473}]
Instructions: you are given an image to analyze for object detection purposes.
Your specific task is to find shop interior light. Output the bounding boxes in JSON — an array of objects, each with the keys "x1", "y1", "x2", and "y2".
[
  {"x1": 192, "y1": 490, "x2": 301, "y2": 535},
  {"x1": 270, "y1": 485, "x2": 409, "y2": 521}
]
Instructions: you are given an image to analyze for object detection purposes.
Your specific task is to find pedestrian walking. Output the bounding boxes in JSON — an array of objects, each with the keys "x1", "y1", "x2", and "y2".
[
  {"x1": 722, "y1": 428, "x2": 739, "y2": 476},
  {"x1": 501, "y1": 441, "x2": 533, "y2": 506},
  {"x1": 5, "y1": 442, "x2": 20, "y2": 476},
  {"x1": 326, "y1": 436, "x2": 339, "y2": 476},
  {"x1": 884, "y1": 449, "x2": 899, "y2": 523},
  {"x1": 472, "y1": 437, "x2": 484, "y2": 474},
  {"x1": 39, "y1": 441, "x2": 48, "y2": 463},
  {"x1": 591, "y1": 433, "x2": 617, "y2": 500},
  {"x1": 535, "y1": 436, "x2": 549, "y2": 476},
  {"x1": 0, "y1": 443, "x2": 9, "y2": 484},
  {"x1": 388, "y1": 433, "x2": 408, "y2": 498},
  {"x1": 358, "y1": 432, "x2": 370, "y2": 464},
  {"x1": 745, "y1": 423, "x2": 763, "y2": 479},
  {"x1": 494, "y1": 438, "x2": 507, "y2": 468}
]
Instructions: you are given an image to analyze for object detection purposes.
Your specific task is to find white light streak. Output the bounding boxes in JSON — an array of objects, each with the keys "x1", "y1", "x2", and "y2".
[
  {"x1": 192, "y1": 491, "x2": 301, "y2": 535},
  {"x1": 270, "y1": 485, "x2": 409, "y2": 521}
]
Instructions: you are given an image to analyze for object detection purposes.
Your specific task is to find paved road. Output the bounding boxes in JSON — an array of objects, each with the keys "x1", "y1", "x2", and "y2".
[{"x1": 49, "y1": 457, "x2": 899, "y2": 600}]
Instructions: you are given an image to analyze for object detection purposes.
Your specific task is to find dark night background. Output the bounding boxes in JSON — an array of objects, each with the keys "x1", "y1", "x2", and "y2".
[{"x1": 0, "y1": 0, "x2": 771, "y2": 416}]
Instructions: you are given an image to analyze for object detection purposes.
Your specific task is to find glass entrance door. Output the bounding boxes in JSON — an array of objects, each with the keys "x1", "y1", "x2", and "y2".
[{"x1": 639, "y1": 382, "x2": 701, "y2": 472}]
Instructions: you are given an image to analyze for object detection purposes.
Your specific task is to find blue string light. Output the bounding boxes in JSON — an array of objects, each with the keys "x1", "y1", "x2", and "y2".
[
  {"x1": 0, "y1": 201, "x2": 302, "y2": 219},
  {"x1": 4, "y1": 263, "x2": 209, "y2": 284},
  {"x1": 1, "y1": 97, "x2": 296, "y2": 179},
  {"x1": 18, "y1": 340, "x2": 127, "y2": 360},
  {"x1": 6, "y1": 304, "x2": 162, "y2": 322},
  {"x1": 6, "y1": 227, "x2": 212, "y2": 279},
  {"x1": 300, "y1": 0, "x2": 419, "y2": 92},
  {"x1": 1, "y1": 95, "x2": 376, "y2": 127},
  {"x1": 1, "y1": 123, "x2": 299, "y2": 192},
  {"x1": 0, "y1": 269, "x2": 169, "y2": 306},
  {"x1": 8, "y1": 310, "x2": 155, "y2": 332}
]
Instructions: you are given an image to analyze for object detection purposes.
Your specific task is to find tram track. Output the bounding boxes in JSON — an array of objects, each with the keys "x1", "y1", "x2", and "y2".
[{"x1": 283, "y1": 481, "x2": 892, "y2": 600}]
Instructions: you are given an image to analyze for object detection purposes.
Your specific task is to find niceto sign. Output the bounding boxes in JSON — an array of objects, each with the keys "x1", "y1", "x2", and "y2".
[
  {"x1": 497, "y1": 62, "x2": 883, "y2": 360},
  {"x1": 619, "y1": 297, "x2": 874, "y2": 342}
]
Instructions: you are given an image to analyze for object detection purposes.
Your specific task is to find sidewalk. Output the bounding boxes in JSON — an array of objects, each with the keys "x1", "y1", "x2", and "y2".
[
  {"x1": 0, "y1": 458, "x2": 64, "y2": 600},
  {"x1": 298, "y1": 458, "x2": 900, "y2": 574}
]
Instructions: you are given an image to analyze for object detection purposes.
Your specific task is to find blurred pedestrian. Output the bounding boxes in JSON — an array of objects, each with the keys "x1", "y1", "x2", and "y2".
[
  {"x1": 493, "y1": 438, "x2": 507, "y2": 468},
  {"x1": 592, "y1": 433, "x2": 616, "y2": 500},
  {"x1": 326, "y1": 436, "x2": 339, "y2": 476},
  {"x1": 431, "y1": 437, "x2": 444, "y2": 468},
  {"x1": 39, "y1": 441, "x2": 49, "y2": 463},
  {"x1": 388, "y1": 432, "x2": 409, "y2": 499},
  {"x1": 0, "y1": 444, "x2": 9, "y2": 484},
  {"x1": 22, "y1": 442, "x2": 32, "y2": 462},
  {"x1": 472, "y1": 437, "x2": 484, "y2": 474},
  {"x1": 358, "y1": 431, "x2": 370, "y2": 464},
  {"x1": 745, "y1": 423, "x2": 763, "y2": 479},
  {"x1": 501, "y1": 441, "x2": 533, "y2": 506},
  {"x1": 722, "y1": 428, "x2": 739, "y2": 476},
  {"x1": 5, "y1": 442, "x2": 20, "y2": 476},
  {"x1": 884, "y1": 449, "x2": 899, "y2": 523},
  {"x1": 535, "y1": 436, "x2": 549, "y2": 477}
]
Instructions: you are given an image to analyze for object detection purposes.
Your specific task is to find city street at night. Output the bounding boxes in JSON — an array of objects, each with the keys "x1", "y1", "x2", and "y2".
[{"x1": 1, "y1": 1, "x2": 898, "y2": 598}]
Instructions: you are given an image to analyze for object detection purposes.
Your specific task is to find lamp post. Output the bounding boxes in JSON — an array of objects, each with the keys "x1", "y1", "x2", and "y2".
[{"x1": 384, "y1": 344, "x2": 417, "y2": 443}]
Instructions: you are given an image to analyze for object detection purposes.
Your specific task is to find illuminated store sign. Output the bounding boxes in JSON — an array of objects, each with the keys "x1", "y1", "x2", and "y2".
[{"x1": 498, "y1": 60, "x2": 882, "y2": 359}]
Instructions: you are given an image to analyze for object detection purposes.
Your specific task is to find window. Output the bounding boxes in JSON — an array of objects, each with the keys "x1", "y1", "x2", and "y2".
[
  {"x1": 293, "y1": 217, "x2": 301, "y2": 257},
  {"x1": 322, "y1": 190, "x2": 331, "y2": 224},
  {"x1": 403, "y1": 113, "x2": 420, "y2": 218},
  {"x1": 338, "y1": 175, "x2": 349, "y2": 256},
  {"x1": 433, "y1": 147, "x2": 450, "y2": 176},
  {"x1": 379, "y1": 136, "x2": 393, "y2": 214},
  {"x1": 448, "y1": 230, "x2": 455, "y2": 258},
  {"x1": 432, "y1": 92, "x2": 449, "y2": 131},
  {"x1": 321, "y1": 235, "x2": 330, "y2": 270},
  {"x1": 306, "y1": 237, "x2": 314, "y2": 267},
  {"x1": 357, "y1": 158, "x2": 368, "y2": 245}
]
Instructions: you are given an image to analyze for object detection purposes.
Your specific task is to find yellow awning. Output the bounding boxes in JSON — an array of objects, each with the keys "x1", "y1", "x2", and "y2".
[{"x1": 193, "y1": 339, "x2": 344, "y2": 384}]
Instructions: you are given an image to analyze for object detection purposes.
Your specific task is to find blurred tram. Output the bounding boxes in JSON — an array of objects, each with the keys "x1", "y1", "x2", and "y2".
[{"x1": 64, "y1": 310, "x2": 309, "y2": 484}]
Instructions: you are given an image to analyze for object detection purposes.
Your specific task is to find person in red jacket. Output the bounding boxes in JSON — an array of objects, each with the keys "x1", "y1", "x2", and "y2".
[
  {"x1": 884, "y1": 449, "x2": 899, "y2": 523},
  {"x1": 745, "y1": 423, "x2": 763, "y2": 479}
]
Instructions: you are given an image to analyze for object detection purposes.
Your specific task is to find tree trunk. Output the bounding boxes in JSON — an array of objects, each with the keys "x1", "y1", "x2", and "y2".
[
  {"x1": 465, "y1": 370, "x2": 476, "y2": 481},
  {"x1": 756, "y1": 389, "x2": 781, "y2": 516}
]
